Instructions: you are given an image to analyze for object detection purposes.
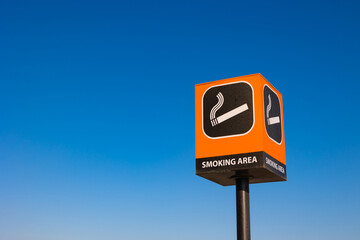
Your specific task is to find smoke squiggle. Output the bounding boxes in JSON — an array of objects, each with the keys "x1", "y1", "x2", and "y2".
[{"x1": 210, "y1": 92, "x2": 224, "y2": 121}]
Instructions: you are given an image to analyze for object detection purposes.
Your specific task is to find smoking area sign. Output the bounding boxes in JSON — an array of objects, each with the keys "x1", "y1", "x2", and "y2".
[{"x1": 195, "y1": 74, "x2": 286, "y2": 185}]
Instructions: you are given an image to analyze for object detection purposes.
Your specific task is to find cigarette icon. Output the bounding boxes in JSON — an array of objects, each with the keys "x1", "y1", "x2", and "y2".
[
  {"x1": 266, "y1": 95, "x2": 280, "y2": 125},
  {"x1": 268, "y1": 116, "x2": 280, "y2": 125},
  {"x1": 210, "y1": 92, "x2": 249, "y2": 127}
]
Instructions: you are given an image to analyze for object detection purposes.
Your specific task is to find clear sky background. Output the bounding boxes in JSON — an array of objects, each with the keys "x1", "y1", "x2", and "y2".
[{"x1": 1, "y1": 0, "x2": 359, "y2": 239}]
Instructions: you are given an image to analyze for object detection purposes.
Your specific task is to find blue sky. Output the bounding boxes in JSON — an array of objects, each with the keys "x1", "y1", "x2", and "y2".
[{"x1": 1, "y1": 0, "x2": 359, "y2": 239}]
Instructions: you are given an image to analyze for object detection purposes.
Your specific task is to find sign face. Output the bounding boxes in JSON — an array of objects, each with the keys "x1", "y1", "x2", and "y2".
[
  {"x1": 195, "y1": 74, "x2": 286, "y2": 186},
  {"x1": 264, "y1": 85, "x2": 282, "y2": 144},
  {"x1": 203, "y1": 81, "x2": 254, "y2": 138}
]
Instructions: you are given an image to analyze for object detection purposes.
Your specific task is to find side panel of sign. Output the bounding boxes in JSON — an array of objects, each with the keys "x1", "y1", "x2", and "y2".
[{"x1": 262, "y1": 82, "x2": 286, "y2": 165}]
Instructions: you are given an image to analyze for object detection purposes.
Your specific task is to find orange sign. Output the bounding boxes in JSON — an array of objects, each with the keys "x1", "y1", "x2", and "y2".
[{"x1": 195, "y1": 74, "x2": 286, "y2": 185}]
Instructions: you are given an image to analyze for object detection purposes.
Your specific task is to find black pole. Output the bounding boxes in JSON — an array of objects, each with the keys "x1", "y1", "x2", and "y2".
[{"x1": 236, "y1": 178, "x2": 250, "y2": 240}]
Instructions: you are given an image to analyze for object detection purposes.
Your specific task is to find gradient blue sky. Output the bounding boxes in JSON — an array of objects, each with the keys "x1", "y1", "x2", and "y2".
[{"x1": 1, "y1": 0, "x2": 359, "y2": 239}]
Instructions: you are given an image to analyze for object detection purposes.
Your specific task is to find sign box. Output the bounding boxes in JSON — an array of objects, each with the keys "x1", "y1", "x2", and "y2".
[{"x1": 195, "y1": 74, "x2": 286, "y2": 185}]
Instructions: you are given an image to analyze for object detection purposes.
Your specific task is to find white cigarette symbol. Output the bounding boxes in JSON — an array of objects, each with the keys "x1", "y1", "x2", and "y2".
[
  {"x1": 266, "y1": 94, "x2": 280, "y2": 125},
  {"x1": 210, "y1": 92, "x2": 249, "y2": 127}
]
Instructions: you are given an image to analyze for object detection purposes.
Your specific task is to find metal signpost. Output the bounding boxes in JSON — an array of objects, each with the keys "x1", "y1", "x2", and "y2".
[{"x1": 195, "y1": 73, "x2": 286, "y2": 240}]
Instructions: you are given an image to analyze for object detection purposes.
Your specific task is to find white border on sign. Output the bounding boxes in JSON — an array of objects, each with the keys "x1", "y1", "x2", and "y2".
[
  {"x1": 263, "y1": 84, "x2": 283, "y2": 145},
  {"x1": 202, "y1": 81, "x2": 255, "y2": 139}
]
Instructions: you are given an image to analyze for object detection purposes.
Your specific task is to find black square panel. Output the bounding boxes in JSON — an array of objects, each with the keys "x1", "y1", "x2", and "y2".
[
  {"x1": 264, "y1": 85, "x2": 282, "y2": 144},
  {"x1": 203, "y1": 81, "x2": 254, "y2": 138}
]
